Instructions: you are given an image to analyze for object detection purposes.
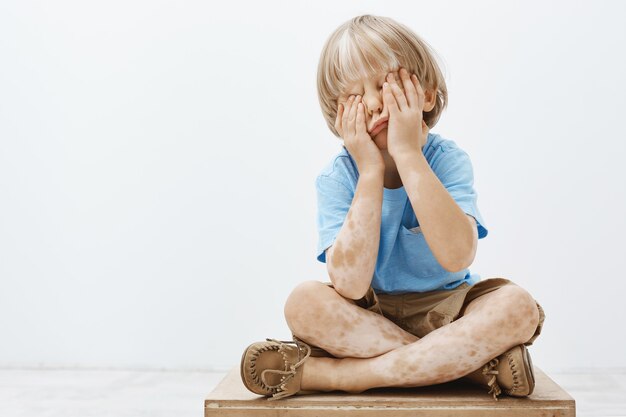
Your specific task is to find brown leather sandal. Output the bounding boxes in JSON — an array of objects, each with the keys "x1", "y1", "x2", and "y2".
[
  {"x1": 497, "y1": 344, "x2": 536, "y2": 397},
  {"x1": 240, "y1": 338, "x2": 318, "y2": 400},
  {"x1": 463, "y1": 344, "x2": 535, "y2": 401}
]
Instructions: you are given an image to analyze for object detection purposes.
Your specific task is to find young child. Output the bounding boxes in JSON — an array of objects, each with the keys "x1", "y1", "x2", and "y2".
[{"x1": 240, "y1": 14, "x2": 546, "y2": 401}]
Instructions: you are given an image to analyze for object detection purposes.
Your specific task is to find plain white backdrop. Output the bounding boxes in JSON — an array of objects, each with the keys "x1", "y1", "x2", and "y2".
[{"x1": 1, "y1": 0, "x2": 625, "y2": 374}]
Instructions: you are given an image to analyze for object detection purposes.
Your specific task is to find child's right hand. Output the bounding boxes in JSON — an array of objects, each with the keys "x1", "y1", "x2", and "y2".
[{"x1": 335, "y1": 95, "x2": 385, "y2": 173}]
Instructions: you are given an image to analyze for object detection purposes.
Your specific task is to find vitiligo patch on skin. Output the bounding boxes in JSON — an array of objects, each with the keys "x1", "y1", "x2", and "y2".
[
  {"x1": 330, "y1": 213, "x2": 366, "y2": 271},
  {"x1": 330, "y1": 236, "x2": 364, "y2": 271},
  {"x1": 286, "y1": 282, "x2": 420, "y2": 359},
  {"x1": 327, "y1": 189, "x2": 380, "y2": 294}
]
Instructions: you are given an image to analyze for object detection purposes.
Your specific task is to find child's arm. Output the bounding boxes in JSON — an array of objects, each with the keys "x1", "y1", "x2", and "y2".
[
  {"x1": 395, "y1": 150, "x2": 478, "y2": 272},
  {"x1": 382, "y1": 69, "x2": 478, "y2": 272},
  {"x1": 326, "y1": 167, "x2": 384, "y2": 300}
]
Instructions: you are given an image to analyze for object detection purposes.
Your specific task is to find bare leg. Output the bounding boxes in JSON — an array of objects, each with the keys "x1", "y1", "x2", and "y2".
[
  {"x1": 284, "y1": 280, "x2": 419, "y2": 359},
  {"x1": 292, "y1": 283, "x2": 540, "y2": 393}
]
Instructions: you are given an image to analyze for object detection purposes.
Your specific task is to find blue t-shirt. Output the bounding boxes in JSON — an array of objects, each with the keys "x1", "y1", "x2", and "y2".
[{"x1": 315, "y1": 132, "x2": 488, "y2": 294}]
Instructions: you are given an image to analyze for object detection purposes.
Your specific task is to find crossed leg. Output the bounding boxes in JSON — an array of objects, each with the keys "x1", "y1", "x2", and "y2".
[
  {"x1": 284, "y1": 280, "x2": 419, "y2": 359},
  {"x1": 284, "y1": 280, "x2": 540, "y2": 393}
]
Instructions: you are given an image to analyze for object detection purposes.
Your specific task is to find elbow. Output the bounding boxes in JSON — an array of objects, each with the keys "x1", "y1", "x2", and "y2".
[
  {"x1": 441, "y1": 244, "x2": 477, "y2": 273},
  {"x1": 334, "y1": 283, "x2": 369, "y2": 300},
  {"x1": 442, "y1": 224, "x2": 478, "y2": 272},
  {"x1": 442, "y1": 258, "x2": 472, "y2": 273},
  {"x1": 325, "y1": 246, "x2": 372, "y2": 300},
  {"x1": 327, "y1": 268, "x2": 371, "y2": 300}
]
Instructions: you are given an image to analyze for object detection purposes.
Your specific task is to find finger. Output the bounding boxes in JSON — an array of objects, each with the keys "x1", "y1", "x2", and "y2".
[
  {"x1": 334, "y1": 102, "x2": 344, "y2": 135},
  {"x1": 382, "y1": 82, "x2": 399, "y2": 115},
  {"x1": 387, "y1": 72, "x2": 408, "y2": 111},
  {"x1": 342, "y1": 95, "x2": 355, "y2": 136},
  {"x1": 411, "y1": 74, "x2": 425, "y2": 112},
  {"x1": 348, "y1": 95, "x2": 362, "y2": 136},
  {"x1": 355, "y1": 102, "x2": 367, "y2": 136},
  {"x1": 400, "y1": 68, "x2": 418, "y2": 108}
]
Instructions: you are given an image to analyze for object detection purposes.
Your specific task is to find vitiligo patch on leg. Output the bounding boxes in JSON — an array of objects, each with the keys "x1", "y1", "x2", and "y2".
[{"x1": 288, "y1": 284, "x2": 419, "y2": 359}]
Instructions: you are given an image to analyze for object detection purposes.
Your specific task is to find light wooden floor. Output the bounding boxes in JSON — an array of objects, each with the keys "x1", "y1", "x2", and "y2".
[{"x1": 0, "y1": 369, "x2": 624, "y2": 417}]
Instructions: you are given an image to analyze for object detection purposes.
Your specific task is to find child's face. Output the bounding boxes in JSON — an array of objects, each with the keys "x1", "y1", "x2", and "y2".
[{"x1": 337, "y1": 69, "x2": 407, "y2": 150}]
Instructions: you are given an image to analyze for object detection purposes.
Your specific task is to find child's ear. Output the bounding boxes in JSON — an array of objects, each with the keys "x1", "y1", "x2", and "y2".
[{"x1": 423, "y1": 88, "x2": 436, "y2": 112}]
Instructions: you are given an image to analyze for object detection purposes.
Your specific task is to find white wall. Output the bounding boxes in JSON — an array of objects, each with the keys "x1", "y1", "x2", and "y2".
[{"x1": 1, "y1": 0, "x2": 625, "y2": 373}]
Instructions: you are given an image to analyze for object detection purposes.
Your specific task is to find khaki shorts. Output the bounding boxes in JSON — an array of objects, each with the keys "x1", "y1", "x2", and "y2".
[{"x1": 292, "y1": 277, "x2": 546, "y2": 358}]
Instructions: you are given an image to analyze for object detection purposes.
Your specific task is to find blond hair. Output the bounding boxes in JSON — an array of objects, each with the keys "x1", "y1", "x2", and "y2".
[{"x1": 317, "y1": 15, "x2": 448, "y2": 137}]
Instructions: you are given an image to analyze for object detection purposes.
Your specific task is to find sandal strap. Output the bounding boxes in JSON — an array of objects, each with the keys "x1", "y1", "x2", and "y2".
[{"x1": 260, "y1": 338, "x2": 312, "y2": 392}]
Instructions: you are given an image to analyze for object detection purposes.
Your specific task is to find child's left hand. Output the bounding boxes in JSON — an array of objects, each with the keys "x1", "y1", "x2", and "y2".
[{"x1": 383, "y1": 67, "x2": 429, "y2": 158}]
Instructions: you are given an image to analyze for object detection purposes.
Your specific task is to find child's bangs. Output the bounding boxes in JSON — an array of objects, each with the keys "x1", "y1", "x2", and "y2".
[{"x1": 334, "y1": 29, "x2": 400, "y2": 93}]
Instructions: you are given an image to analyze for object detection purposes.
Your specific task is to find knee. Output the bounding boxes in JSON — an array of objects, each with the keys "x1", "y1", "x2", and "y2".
[
  {"x1": 284, "y1": 280, "x2": 328, "y2": 329},
  {"x1": 502, "y1": 285, "x2": 541, "y2": 342}
]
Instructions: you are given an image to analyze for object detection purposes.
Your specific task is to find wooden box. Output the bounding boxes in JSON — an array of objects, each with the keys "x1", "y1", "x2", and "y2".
[{"x1": 205, "y1": 366, "x2": 575, "y2": 416}]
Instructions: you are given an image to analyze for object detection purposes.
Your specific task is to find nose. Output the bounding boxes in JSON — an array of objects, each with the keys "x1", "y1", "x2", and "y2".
[{"x1": 362, "y1": 88, "x2": 383, "y2": 115}]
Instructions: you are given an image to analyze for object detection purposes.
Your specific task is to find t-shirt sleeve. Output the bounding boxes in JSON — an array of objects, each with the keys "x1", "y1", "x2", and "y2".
[
  {"x1": 438, "y1": 148, "x2": 488, "y2": 239},
  {"x1": 315, "y1": 175, "x2": 354, "y2": 263}
]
